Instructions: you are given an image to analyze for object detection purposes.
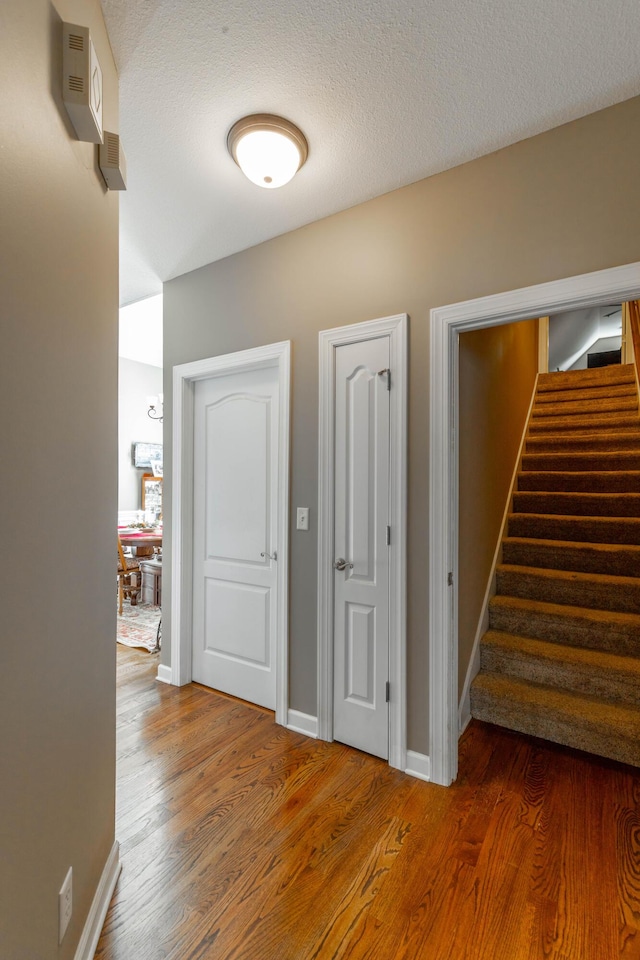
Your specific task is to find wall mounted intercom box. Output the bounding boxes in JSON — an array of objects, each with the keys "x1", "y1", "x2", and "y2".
[
  {"x1": 62, "y1": 22, "x2": 103, "y2": 144},
  {"x1": 99, "y1": 131, "x2": 127, "y2": 190}
]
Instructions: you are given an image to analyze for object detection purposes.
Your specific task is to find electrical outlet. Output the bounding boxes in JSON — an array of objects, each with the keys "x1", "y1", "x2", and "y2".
[
  {"x1": 296, "y1": 507, "x2": 309, "y2": 531},
  {"x1": 59, "y1": 867, "x2": 73, "y2": 944}
]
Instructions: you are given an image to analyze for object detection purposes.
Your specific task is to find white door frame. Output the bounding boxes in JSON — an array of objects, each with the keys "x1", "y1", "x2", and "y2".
[
  {"x1": 428, "y1": 261, "x2": 640, "y2": 787},
  {"x1": 169, "y1": 341, "x2": 291, "y2": 727},
  {"x1": 317, "y1": 314, "x2": 408, "y2": 770}
]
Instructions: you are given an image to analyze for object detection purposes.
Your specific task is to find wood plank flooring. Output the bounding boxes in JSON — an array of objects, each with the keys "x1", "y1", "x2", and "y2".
[{"x1": 96, "y1": 646, "x2": 640, "y2": 960}]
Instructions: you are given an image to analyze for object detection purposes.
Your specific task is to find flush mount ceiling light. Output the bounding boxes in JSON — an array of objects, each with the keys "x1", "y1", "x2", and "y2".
[{"x1": 227, "y1": 114, "x2": 308, "y2": 189}]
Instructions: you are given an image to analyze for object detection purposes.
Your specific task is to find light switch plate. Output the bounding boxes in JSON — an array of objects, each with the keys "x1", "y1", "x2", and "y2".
[{"x1": 296, "y1": 507, "x2": 309, "y2": 531}]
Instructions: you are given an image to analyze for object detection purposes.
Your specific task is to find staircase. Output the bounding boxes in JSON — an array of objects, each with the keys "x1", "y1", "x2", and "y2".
[{"x1": 470, "y1": 362, "x2": 640, "y2": 767}]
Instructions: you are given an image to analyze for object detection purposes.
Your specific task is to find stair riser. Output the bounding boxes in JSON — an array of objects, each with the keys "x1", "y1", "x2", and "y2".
[
  {"x1": 526, "y1": 435, "x2": 640, "y2": 454},
  {"x1": 529, "y1": 424, "x2": 640, "y2": 439},
  {"x1": 521, "y1": 452, "x2": 640, "y2": 472},
  {"x1": 501, "y1": 540, "x2": 640, "y2": 578},
  {"x1": 530, "y1": 412, "x2": 640, "y2": 432},
  {"x1": 480, "y1": 644, "x2": 640, "y2": 705},
  {"x1": 532, "y1": 399, "x2": 638, "y2": 418},
  {"x1": 495, "y1": 568, "x2": 640, "y2": 613},
  {"x1": 516, "y1": 471, "x2": 640, "y2": 493},
  {"x1": 512, "y1": 492, "x2": 640, "y2": 517},
  {"x1": 470, "y1": 686, "x2": 640, "y2": 767},
  {"x1": 508, "y1": 514, "x2": 640, "y2": 544},
  {"x1": 535, "y1": 384, "x2": 636, "y2": 405},
  {"x1": 489, "y1": 602, "x2": 640, "y2": 656}
]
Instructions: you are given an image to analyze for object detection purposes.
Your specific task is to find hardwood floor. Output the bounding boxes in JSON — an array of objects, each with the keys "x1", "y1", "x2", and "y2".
[{"x1": 96, "y1": 646, "x2": 640, "y2": 960}]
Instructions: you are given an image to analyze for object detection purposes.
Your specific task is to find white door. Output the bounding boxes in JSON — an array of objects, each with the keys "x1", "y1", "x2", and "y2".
[
  {"x1": 191, "y1": 366, "x2": 279, "y2": 710},
  {"x1": 333, "y1": 336, "x2": 390, "y2": 759}
]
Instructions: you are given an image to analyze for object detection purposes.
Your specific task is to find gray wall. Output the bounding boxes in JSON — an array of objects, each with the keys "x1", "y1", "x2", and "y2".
[
  {"x1": 570, "y1": 334, "x2": 622, "y2": 370},
  {"x1": 163, "y1": 96, "x2": 640, "y2": 756},
  {"x1": 0, "y1": 2, "x2": 119, "y2": 958},
  {"x1": 549, "y1": 307, "x2": 601, "y2": 371},
  {"x1": 118, "y1": 357, "x2": 163, "y2": 512}
]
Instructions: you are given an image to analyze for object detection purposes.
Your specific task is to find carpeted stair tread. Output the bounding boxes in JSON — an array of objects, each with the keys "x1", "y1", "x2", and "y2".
[
  {"x1": 489, "y1": 594, "x2": 640, "y2": 655},
  {"x1": 470, "y1": 672, "x2": 640, "y2": 767},
  {"x1": 534, "y1": 383, "x2": 637, "y2": 405},
  {"x1": 480, "y1": 630, "x2": 640, "y2": 704},
  {"x1": 512, "y1": 491, "x2": 640, "y2": 517},
  {"x1": 537, "y1": 365, "x2": 635, "y2": 391},
  {"x1": 532, "y1": 398, "x2": 638, "y2": 419},
  {"x1": 525, "y1": 432, "x2": 640, "y2": 453},
  {"x1": 528, "y1": 413, "x2": 640, "y2": 434},
  {"x1": 501, "y1": 537, "x2": 640, "y2": 577},
  {"x1": 496, "y1": 563, "x2": 640, "y2": 613},
  {"x1": 516, "y1": 471, "x2": 640, "y2": 493},
  {"x1": 521, "y1": 450, "x2": 640, "y2": 472},
  {"x1": 508, "y1": 512, "x2": 640, "y2": 544}
]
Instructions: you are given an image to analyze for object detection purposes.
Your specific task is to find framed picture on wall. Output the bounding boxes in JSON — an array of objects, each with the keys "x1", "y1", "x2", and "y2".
[
  {"x1": 133, "y1": 441, "x2": 163, "y2": 469},
  {"x1": 142, "y1": 475, "x2": 162, "y2": 515}
]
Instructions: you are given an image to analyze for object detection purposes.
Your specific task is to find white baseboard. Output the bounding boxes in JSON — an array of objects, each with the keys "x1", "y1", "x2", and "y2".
[
  {"x1": 74, "y1": 840, "x2": 121, "y2": 960},
  {"x1": 156, "y1": 664, "x2": 172, "y2": 684},
  {"x1": 286, "y1": 709, "x2": 318, "y2": 738},
  {"x1": 405, "y1": 750, "x2": 431, "y2": 782}
]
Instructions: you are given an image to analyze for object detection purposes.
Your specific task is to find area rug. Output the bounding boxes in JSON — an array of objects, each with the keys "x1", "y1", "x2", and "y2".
[{"x1": 117, "y1": 602, "x2": 161, "y2": 653}]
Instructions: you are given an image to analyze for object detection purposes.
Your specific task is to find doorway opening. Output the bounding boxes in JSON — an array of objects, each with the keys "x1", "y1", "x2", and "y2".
[
  {"x1": 168, "y1": 341, "x2": 291, "y2": 727},
  {"x1": 428, "y1": 262, "x2": 640, "y2": 787},
  {"x1": 117, "y1": 294, "x2": 164, "y2": 654}
]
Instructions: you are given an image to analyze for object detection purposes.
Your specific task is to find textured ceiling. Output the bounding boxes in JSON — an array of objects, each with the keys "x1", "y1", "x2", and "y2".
[{"x1": 100, "y1": 0, "x2": 640, "y2": 306}]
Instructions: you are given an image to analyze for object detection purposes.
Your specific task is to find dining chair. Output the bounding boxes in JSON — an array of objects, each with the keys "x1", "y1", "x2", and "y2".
[{"x1": 117, "y1": 536, "x2": 141, "y2": 615}]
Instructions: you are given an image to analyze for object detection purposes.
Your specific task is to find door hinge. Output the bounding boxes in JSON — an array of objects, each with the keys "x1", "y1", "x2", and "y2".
[
  {"x1": 385, "y1": 681, "x2": 390, "y2": 702},
  {"x1": 386, "y1": 524, "x2": 391, "y2": 546},
  {"x1": 378, "y1": 368, "x2": 391, "y2": 390},
  {"x1": 447, "y1": 571, "x2": 453, "y2": 586}
]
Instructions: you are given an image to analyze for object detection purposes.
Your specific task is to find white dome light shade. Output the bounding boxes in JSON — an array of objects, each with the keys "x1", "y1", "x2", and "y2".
[
  {"x1": 235, "y1": 130, "x2": 300, "y2": 188},
  {"x1": 227, "y1": 115, "x2": 308, "y2": 189}
]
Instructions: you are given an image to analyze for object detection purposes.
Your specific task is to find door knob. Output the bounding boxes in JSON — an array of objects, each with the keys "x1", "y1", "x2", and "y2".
[
  {"x1": 261, "y1": 550, "x2": 277, "y2": 561},
  {"x1": 334, "y1": 557, "x2": 354, "y2": 570}
]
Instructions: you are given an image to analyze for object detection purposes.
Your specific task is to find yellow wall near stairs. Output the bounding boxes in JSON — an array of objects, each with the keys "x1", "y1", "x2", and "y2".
[{"x1": 458, "y1": 319, "x2": 539, "y2": 695}]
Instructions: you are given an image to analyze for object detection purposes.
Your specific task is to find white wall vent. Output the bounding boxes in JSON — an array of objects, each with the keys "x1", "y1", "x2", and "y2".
[
  {"x1": 99, "y1": 132, "x2": 127, "y2": 191},
  {"x1": 62, "y1": 23, "x2": 103, "y2": 144}
]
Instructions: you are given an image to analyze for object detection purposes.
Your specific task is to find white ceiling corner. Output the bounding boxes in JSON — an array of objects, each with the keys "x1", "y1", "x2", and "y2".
[{"x1": 100, "y1": 0, "x2": 640, "y2": 308}]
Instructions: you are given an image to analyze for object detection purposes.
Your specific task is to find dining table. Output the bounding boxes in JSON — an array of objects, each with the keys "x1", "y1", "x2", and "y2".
[{"x1": 118, "y1": 528, "x2": 163, "y2": 558}]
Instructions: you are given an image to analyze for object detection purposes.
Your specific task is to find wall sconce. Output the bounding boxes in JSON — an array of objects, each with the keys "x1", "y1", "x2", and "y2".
[
  {"x1": 227, "y1": 114, "x2": 308, "y2": 189},
  {"x1": 147, "y1": 394, "x2": 163, "y2": 422}
]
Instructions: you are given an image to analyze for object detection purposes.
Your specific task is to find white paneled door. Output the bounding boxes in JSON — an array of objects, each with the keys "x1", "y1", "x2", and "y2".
[
  {"x1": 333, "y1": 336, "x2": 390, "y2": 759},
  {"x1": 192, "y1": 366, "x2": 279, "y2": 710}
]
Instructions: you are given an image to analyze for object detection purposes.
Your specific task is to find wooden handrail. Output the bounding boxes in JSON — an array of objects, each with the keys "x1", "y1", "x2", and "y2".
[
  {"x1": 623, "y1": 300, "x2": 640, "y2": 401},
  {"x1": 627, "y1": 300, "x2": 640, "y2": 367}
]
